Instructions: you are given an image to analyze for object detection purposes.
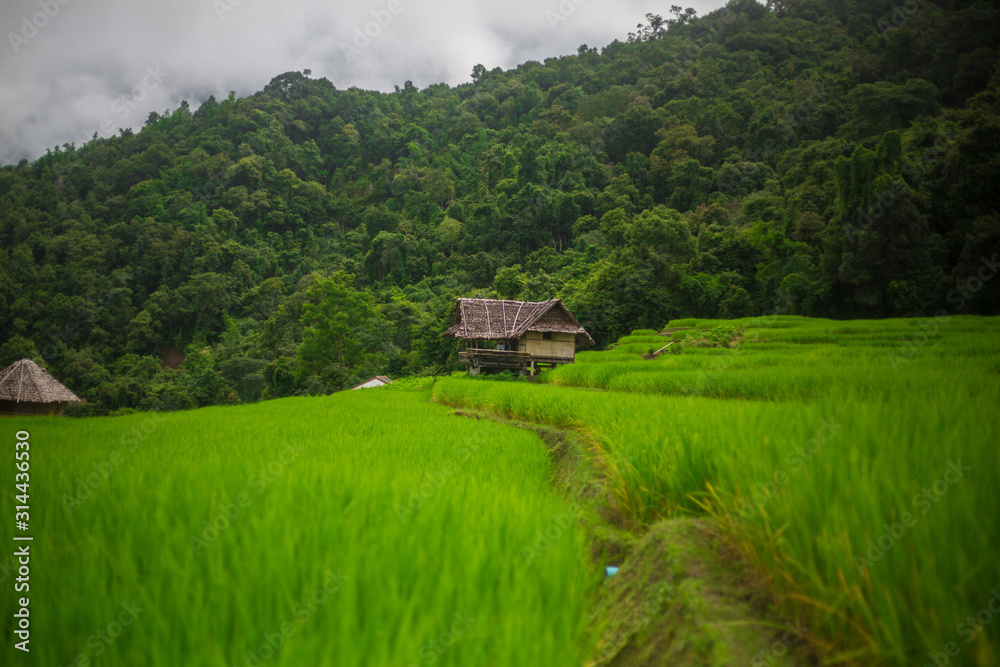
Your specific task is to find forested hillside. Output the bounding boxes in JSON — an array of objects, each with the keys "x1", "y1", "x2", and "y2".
[{"x1": 1, "y1": 0, "x2": 998, "y2": 413}]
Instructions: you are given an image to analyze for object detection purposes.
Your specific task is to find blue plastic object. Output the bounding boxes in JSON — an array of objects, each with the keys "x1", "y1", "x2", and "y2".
[{"x1": 605, "y1": 566, "x2": 619, "y2": 578}]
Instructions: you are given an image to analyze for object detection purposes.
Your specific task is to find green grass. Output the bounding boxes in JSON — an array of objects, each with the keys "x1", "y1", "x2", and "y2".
[
  {"x1": 433, "y1": 315, "x2": 1000, "y2": 666},
  {"x1": 0, "y1": 390, "x2": 594, "y2": 666},
  {"x1": 544, "y1": 315, "x2": 1000, "y2": 401}
]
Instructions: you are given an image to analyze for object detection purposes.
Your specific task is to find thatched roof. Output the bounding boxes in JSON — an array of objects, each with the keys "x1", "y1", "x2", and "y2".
[
  {"x1": 444, "y1": 298, "x2": 594, "y2": 346},
  {"x1": 0, "y1": 359, "x2": 82, "y2": 404}
]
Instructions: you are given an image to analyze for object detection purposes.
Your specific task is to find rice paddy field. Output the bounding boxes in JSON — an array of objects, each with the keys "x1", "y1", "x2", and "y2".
[
  {"x1": 0, "y1": 390, "x2": 594, "y2": 666},
  {"x1": 432, "y1": 315, "x2": 1000, "y2": 666},
  {"x1": 2, "y1": 315, "x2": 997, "y2": 666}
]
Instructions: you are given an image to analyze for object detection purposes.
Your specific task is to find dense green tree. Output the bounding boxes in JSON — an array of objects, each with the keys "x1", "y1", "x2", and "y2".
[
  {"x1": 625, "y1": 205, "x2": 696, "y2": 262},
  {"x1": 297, "y1": 272, "x2": 386, "y2": 378},
  {"x1": 493, "y1": 265, "x2": 526, "y2": 299}
]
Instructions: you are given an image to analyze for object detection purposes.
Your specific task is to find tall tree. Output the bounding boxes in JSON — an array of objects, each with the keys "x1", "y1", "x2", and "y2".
[{"x1": 297, "y1": 272, "x2": 386, "y2": 375}]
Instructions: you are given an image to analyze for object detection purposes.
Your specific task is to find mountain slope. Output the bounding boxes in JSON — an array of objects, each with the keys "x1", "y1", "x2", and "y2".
[{"x1": 1, "y1": 0, "x2": 998, "y2": 413}]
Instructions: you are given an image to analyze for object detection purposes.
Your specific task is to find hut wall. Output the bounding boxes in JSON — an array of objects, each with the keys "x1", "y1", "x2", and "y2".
[{"x1": 518, "y1": 331, "x2": 576, "y2": 359}]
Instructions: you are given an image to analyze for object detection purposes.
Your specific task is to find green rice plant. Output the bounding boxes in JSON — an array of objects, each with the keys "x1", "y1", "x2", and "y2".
[
  {"x1": 706, "y1": 390, "x2": 999, "y2": 666},
  {"x1": 548, "y1": 316, "x2": 1000, "y2": 403},
  {"x1": 614, "y1": 334, "x2": 669, "y2": 346},
  {"x1": 0, "y1": 390, "x2": 595, "y2": 666},
  {"x1": 600, "y1": 343, "x2": 665, "y2": 355}
]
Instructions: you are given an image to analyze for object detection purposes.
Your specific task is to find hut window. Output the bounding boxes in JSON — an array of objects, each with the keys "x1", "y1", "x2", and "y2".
[{"x1": 542, "y1": 332, "x2": 552, "y2": 340}]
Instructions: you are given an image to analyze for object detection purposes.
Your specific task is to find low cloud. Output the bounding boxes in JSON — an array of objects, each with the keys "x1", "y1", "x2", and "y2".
[{"x1": 0, "y1": 0, "x2": 726, "y2": 164}]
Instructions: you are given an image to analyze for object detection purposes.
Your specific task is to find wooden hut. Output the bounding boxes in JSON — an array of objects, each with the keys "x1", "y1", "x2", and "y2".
[
  {"x1": 444, "y1": 298, "x2": 594, "y2": 375},
  {"x1": 0, "y1": 359, "x2": 83, "y2": 417}
]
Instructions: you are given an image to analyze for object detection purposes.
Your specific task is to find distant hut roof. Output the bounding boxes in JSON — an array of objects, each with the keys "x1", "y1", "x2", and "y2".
[
  {"x1": 444, "y1": 298, "x2": 595, "y2": 346},
  {"x1": 0, "y1": 359, "x2": 82, "y2": 404},
  {"x1": 351, "y1": 376, "x2": 393, "y2": 390}
]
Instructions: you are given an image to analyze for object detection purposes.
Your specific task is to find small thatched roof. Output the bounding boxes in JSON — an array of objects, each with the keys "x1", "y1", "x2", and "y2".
[
  {"x1": 444, "y1": 298, "x2": 595, "y2": 346},
  {"x1": 0, "y1": 359, "x2": 82, "y2": 404}
]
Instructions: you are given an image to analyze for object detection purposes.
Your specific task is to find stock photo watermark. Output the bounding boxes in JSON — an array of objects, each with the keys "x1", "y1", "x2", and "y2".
[
  {"x1": 189, "y1": 440, "x2": 306, "y2": 554},
  {"x1": 716, "y1": 84, "x2": 831, "y2": 196},
  {"x1": 853, "y1": 459, "x2": 970, "y2": 574},
  {"x1": 520, "y1": 507, "x2": 583, "y2": 568},
  {"x1": 340, "y1": 0, "x2": 414, "y2": 63},
  {"x1": 923, "y1": 589, "x2": 1000, "y2": 667},
  {"x1": 734, "y1": 418, "x2": 843, "y2": 526},
  {"x1": 407, "y1": 611, "x2": 476, "y2": 667},
  {"x1": 887, "y1": 252, "x2": 998, "y2": 369},
  {"x1": 213, "y1": 0, "x2": 246, "y2": 21},
  {"x1": 60, "y1": 401, "x2": 171, "y2": 515},
  {"x1": 7, "y1": 0, "x2": 72, "y2": 54},
  {"x1": 877, "y1": 0, "x2": 930, "y2": 39},
  {"x1": 230, "y1": 570, "x2": 349, "y2": 667},
  {"x1": 545, "y1": 0, "x2": 589, "y2": 32},
  {"x1": 394, "y1": 434, "x2": 483, "y2": 523},
  {"x1": 81, "y1": 66, "x2": 169, "y2": 142},
  {"x1": 40, "y1": 270, "x2": 133, "y2": 365},
  {"x1": 681, "y1": 291, "x2": 797, "y2": 397},
  {"x1": 842, "y1": 131, "x2": 955, "y2": 246},
  {"x1": 590, "y1": 584, "x2": 670, "y2": 663},
  {"x1": 57, "y1": 599, "x2": 145, "y2": 667}
]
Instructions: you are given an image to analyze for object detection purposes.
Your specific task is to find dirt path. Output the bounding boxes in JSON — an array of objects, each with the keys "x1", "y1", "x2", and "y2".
[
  {"x1": 588, "y1": 518, "x2": 813, "y2": 667},
  {"x1": 448, "y1": 407, "x2": 816, "y2": 667}
]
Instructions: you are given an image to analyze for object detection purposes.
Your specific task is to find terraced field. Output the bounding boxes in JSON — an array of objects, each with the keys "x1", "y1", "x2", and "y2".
[
  {"x1": 433, "y1": 315, "x2": 1000, "y2": 666},
  {"x1": 3, "y1": 316, "x2": 996, "y2": 666}
]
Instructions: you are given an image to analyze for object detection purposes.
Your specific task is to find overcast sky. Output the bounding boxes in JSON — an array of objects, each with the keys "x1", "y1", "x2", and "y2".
[{"x1": 0, "y1": 0, "x2": 728, "y2": 165}]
